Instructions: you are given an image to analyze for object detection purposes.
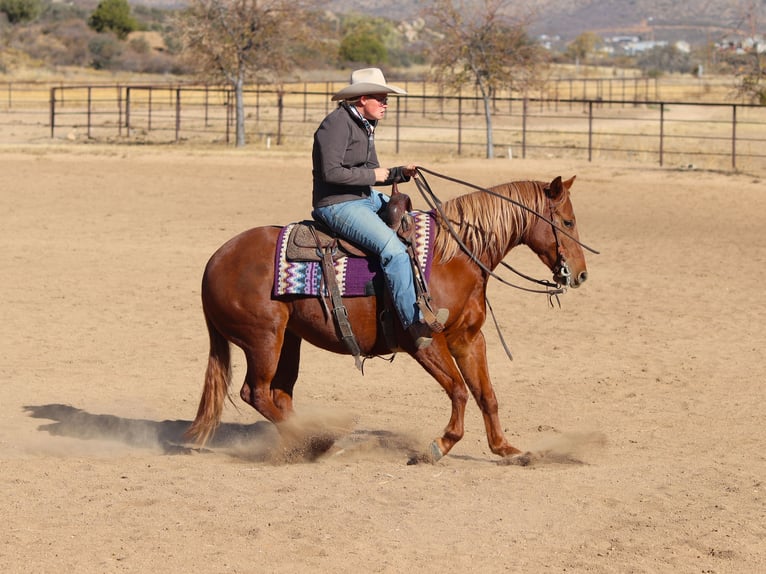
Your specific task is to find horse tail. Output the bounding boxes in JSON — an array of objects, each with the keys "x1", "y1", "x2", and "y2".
[{"x1": 185, "y1": 314, "x2": 231, "y2": 446}]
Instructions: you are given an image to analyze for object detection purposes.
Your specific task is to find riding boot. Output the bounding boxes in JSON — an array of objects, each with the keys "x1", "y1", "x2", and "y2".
[{"x1": 408, "y1": 308, "x2": 449, "y2": 350}]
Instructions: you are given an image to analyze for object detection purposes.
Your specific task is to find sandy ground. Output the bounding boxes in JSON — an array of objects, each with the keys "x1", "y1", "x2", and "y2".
[{"x1": 1, "y1": 144, "x2": 765, "y2": 573}]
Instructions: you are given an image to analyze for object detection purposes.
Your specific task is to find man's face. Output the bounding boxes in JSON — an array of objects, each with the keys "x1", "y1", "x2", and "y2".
[{"x1": 359, "y1": 93, "x2": 389, "y2": 120}]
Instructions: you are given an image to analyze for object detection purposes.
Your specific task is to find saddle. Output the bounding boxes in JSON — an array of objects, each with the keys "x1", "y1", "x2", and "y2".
[
  {"x1": 286, "y1": 187, "x2": 435, "y2": 368},
  {"x1": 285, "y1": 189, "x2": 414, "y2": 262}
]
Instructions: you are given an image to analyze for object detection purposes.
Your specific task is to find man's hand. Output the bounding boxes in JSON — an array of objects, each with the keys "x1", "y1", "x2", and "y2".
[
  {"x1": 402, "y1": 164, "x2": 418, "y2": 178},
  {"x1": 374, "y1": 167, "x2": 389, "y2": 182}
]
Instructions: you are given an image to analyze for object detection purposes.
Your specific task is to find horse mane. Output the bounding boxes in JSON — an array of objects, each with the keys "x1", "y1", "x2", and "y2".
[{"x1": 432, "y1": 180, "x2": 547, "y2": 265}]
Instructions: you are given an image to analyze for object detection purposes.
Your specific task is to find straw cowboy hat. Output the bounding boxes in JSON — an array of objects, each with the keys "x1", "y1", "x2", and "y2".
[{"x1": 332, "y1": 68, "x2": 407, "y2": 101}]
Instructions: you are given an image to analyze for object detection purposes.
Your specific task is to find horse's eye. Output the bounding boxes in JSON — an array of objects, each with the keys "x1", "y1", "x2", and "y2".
[{"x1": 562, "y1": 219, "x2": 575, "y2": 229}]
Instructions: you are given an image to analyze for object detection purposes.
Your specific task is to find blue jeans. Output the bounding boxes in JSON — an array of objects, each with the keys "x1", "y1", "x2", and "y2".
[{"x1": 312, "y1": 191, "x2": 419, "y2": 328}]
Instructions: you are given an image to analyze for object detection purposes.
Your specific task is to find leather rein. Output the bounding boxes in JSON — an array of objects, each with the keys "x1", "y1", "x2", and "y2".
[
  {"x1": 411, "y1": 167, "x2": 600, "y2": 359},
  {"x1": 413, "y1": 167, "x2": 599, "y2": 296}
]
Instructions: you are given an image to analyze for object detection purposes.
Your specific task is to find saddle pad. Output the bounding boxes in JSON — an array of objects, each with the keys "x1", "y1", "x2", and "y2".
[{"x1": 273, "y1": 211, "x2": 436, "y2": 297}]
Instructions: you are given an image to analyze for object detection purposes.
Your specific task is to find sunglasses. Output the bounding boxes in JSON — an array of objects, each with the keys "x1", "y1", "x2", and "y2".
[{"x1": 366, "y1": 95, "x2": 389, "y2": 105}]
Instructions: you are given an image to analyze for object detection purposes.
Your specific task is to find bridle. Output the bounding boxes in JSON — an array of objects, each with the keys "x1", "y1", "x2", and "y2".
[
  {"x1": 412, "y1": 166, "x2": 599, "y2": 297},
  {"x1": 547, "y1": 189, "x2": 573, "y2": 288},
  {"x1": 411, "y1": 167, "x2": 600, "y2": 360}
]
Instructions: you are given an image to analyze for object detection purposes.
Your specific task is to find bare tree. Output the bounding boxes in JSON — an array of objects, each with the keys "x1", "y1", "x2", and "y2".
[
  {"x1": 423, "y1": 0, "x2": 547, "y2": 158},
  {"x1": 732, "y1": 0, "x2": 766, "y2": 104},
  {"x1": 177, "y1": 0, "x2": 317, "y2": 147}
]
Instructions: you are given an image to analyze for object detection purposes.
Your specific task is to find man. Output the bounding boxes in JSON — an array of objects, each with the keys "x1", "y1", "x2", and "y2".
[{"x1": 311, "y1": 68, "x2": 448, "y2": 349}]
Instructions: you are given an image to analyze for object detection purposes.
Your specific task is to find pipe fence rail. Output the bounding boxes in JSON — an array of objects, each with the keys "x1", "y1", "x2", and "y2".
[{"x1": 1, "y1": 80, "x2": 764, "y2": 173}]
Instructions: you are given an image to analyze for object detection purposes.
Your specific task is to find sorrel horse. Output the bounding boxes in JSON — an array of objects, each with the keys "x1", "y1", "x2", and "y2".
[{"x1": 186, "y1": 174, "x2": 589, "y2": 463}]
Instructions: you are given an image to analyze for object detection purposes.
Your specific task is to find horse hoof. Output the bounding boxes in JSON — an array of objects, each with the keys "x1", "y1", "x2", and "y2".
[{"x1": 407, "y1": 440, "x2": 443, "y2": 465}]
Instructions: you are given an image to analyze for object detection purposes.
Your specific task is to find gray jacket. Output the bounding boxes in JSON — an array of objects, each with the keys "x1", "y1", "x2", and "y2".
[{"x1": 312, "y1": 103, "x2": 408, "y2": 208}]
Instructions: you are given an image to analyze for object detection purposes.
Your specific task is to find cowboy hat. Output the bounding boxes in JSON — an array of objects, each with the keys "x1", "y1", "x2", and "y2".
[{"x1": 331, "y1": 68, "x2": 407, "y2": 101}]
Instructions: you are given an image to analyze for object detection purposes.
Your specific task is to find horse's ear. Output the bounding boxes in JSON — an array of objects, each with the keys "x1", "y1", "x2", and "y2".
[
  {"x1": 563, "y1": 175, "x2": 576, "y2": 190},
  {"x1": 545, "y1": 176, "x2": 564, "y2": 199}
]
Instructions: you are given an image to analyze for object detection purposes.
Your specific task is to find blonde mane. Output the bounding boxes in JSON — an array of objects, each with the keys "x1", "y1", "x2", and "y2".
[{"x1": 432, "y1": 180, "x2": 547, "y2": 266}]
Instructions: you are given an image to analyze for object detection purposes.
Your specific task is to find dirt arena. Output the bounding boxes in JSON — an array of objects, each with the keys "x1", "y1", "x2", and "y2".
[{"x1": 1, "y1": 145, "x2": 764, "y2": 573}]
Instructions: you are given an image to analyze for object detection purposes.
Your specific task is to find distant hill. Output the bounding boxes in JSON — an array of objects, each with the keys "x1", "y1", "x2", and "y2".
[
  {"x1": 319, "y1": 0, "x2": 764, "y2": 43},
  {"x1": 124, "y1": 0, "x2": 763, "y2": 44}
]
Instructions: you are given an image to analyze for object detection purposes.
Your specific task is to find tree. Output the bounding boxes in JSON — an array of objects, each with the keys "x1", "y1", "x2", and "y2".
[
  {"x1": 566, "y1": 32, "x2": 604, "y2": 69},
  {"x1": 636, "y1": 44, "x2": 692, "y2": 76},
  {"x1": 424, "y1": 0, "x2": 547, "y2": 158},
  {"x1": 0, "y1": 0, "x2": 42, "y2": 24},
  {"x1": 339, "y1": 25, "x2": 387, "y2": 65},
  {"x1": 735, "y1": 48, "x2": 766, "y2": 104},
  {"x1": 88, "y1": 0, "x2": 138, "y2": 40},
  {"x1": 177, "y1": 0, "x2": 318, "y2": 147}
]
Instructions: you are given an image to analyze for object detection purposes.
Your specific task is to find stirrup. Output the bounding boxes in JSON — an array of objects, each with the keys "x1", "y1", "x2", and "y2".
[
  {"x1": 409, "y1": 308, "x2": 449, "y2": 350},
  {"x1": 423, "y1": 307, "x2": 449, "y2": 333}
]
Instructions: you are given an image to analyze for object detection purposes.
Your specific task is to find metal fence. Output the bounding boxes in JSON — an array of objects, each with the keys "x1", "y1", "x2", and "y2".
[{"x1": 1, "y1": 80, "x2": 764, "y2": 174}]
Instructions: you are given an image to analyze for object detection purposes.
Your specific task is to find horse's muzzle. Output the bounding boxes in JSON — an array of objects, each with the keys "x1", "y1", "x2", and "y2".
[
  {"x1": 554, "y1": 262, "x2": 587, "y2": 288},
  {"x1": 554, "y1": 261, "x2": 572, "y2": 287}
]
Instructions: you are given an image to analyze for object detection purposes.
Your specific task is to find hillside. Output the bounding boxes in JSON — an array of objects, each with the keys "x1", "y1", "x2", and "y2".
[
  {"x1": 108, "y1": 0, "x2": 764, "y2": 44},
  {"x1": 319, "y1": 0, "x2": 764, "y2": 43}
]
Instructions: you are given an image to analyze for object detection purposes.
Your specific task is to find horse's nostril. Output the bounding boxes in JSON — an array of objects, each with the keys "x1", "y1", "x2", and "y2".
[{"x1": 578, "y1": 271, "x2": 588, "y2": 283}]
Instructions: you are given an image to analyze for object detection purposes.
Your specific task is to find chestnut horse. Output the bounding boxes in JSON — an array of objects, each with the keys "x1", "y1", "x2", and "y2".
[{"x1": 186, "y1": 174, "x2": 589, "y2": 462}]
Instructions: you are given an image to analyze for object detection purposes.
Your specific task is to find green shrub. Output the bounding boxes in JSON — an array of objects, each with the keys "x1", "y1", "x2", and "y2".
[
  {"x1": 88, "y1": 33, "x2": 122, "y2": 69},
  {"x1": 87, "y1": 0, "x2": 137, "y2": 40},
  {"x1": 0, "y1": 0, "x2": 42, "y2": 24},
  {"x1": 339, "y1": 28, "x2": 387, "y2": 65}
]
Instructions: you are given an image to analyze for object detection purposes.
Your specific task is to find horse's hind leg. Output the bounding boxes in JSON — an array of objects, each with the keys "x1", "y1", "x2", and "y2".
[
  {"x1": 239, "y1": 328, "x2": 300, "y2": 424},
  {"x1": 239, "y1": 329, "x2": 335, "y2": 459},
  {"x1": 269, "y1": 330, "x2": 302, "y2": 415}
]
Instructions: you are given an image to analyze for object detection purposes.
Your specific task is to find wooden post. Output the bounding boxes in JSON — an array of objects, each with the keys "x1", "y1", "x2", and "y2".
[{"x1": 49, "y1": 87, "x2": 56, "y2": 139}]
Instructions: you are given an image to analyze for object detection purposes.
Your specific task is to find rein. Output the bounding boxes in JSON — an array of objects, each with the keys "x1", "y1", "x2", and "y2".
[
  {"x1": 415, "y1": 167, "x2": 600, "y2": 255},
  {"x1": 412, "y1": 167, "x2": 597, "y2": 298},
  {"x1": 411, "y1": 167, "x2": 600, "y2": 360}
]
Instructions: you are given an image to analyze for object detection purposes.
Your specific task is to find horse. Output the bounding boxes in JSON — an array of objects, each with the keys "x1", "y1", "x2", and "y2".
[{"x1": 185, "y1": 174, "x2": 589, "y2": 463}]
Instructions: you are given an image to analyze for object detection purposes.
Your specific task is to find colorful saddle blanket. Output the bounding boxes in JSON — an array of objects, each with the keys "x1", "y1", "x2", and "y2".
[{"x1": 273, "y1": 211, "x2": 436, "y2": 297}]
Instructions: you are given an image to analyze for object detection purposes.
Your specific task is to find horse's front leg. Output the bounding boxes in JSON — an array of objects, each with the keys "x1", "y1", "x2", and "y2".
[
  {"x1": 410, "y1": 340, "x2": 470, "y2": 462},
  {"x1": 452, "y1": 331, "x2": 523, "y2": 459}
]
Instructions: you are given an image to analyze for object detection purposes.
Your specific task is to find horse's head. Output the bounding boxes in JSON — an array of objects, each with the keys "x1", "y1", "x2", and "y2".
[{"x1": 526, "y1": 176, "x2": 588, "y2": 288}]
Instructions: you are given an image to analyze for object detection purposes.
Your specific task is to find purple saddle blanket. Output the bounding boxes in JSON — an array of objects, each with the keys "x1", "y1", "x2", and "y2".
[{"x1": 273, "y1": 211, "x2": 436, "y2": 297}]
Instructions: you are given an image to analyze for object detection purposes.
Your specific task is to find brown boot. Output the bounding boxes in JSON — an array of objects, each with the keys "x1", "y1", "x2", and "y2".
[
  {"x1": 408, "y1": 322, "x2": 435, "y2": 350},
  {"x1": 408, "y1": 308, "x2": 449, "y2": 350}
]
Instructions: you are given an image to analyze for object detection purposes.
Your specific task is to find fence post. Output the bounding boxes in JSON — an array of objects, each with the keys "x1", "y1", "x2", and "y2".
[
  {"x1": 126, "y1": 87, "x2": 131, "y2": 137},
  {"x1": 117, "y1": 85, "x2": 122, "y2": 137},
  {"x1": 522, "y1": 97, "x2": 528, "y2": 159},
  {"x1": 732, "y1": 104, "x2": 737, "y2": 170},
  {"x1": 225, "y1": 90, "x2": 231, "y2": 145},
  {"x1": 588, "y1": 100, "x2": 593, "y2": 162},
  {"x1": 49, "y1": 87, "x2": 56, "y2": 139},
  {"x1": 457, "y1": 95, "x2": 463, "y2": 156},
  {"x1": 659, "y1": 102, "x2": 665, "y2": 166},
  {"x1": 175, "y1": 88, "x2": 181, "y2": 142},
  {"x1": 87, "y1": 86, "x2": 92, "y2": 139}
]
